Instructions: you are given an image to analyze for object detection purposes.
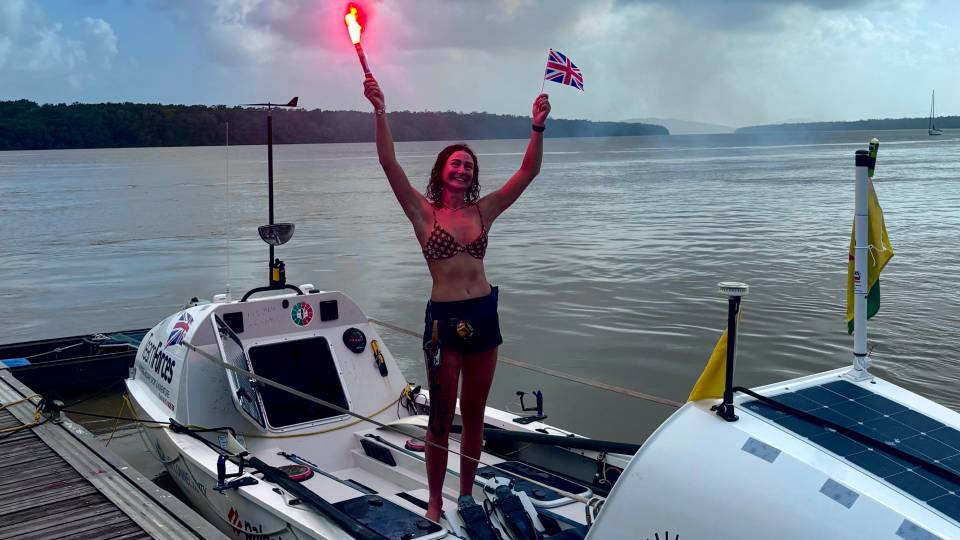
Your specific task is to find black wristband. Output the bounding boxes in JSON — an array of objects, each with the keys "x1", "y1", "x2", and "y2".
[{"x1": 532, "y1": 124, "x2": 545, "y2": 132}]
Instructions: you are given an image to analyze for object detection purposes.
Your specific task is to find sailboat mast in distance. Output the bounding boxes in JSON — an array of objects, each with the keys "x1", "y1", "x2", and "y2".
[{"x1": 929, "y1": 90, "x2": 943, "y2": 136}]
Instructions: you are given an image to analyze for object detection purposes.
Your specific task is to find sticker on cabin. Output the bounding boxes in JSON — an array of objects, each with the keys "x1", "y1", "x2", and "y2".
[
  {"x1": 137, "y1": 334, "x2": 182, "y2": 412},
  {"x1": 291, "y1": 302, "x2": 313, "y2": 327},
  {"x1": 165, "y1": 312, "x2": 194, "y2": 348}
]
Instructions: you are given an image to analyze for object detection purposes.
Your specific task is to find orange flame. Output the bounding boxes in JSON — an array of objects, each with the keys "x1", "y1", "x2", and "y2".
[{"x1": 344, "y1": 4, "x2": 363, "y2": 45}]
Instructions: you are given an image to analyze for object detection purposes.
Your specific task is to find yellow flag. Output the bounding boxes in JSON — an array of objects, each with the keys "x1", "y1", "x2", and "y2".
[
  {"x1": 688, "y1": 328, "x2": 729, "y2": 402},
  {"x1": 845, "y1": 179, "x2": 893, "y2": 334}
]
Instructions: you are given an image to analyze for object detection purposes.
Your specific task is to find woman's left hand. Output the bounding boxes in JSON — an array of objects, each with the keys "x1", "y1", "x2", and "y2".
[{"x1": 532, "y1": 94, "x2": 551, "y2": 126}]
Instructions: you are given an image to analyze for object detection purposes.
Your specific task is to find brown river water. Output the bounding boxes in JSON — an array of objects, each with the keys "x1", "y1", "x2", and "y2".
[{"x1": 1, "y1": 130, "x2": 958, "y2": 484}]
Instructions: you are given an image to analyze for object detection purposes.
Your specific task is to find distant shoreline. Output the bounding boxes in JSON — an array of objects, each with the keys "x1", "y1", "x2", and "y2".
[
  {"x1": 737, "y1": 116, "x2": 957, "y2": 134},
  {"x1": 0, "y1": 100, "x2": 667, "y2": 151}
]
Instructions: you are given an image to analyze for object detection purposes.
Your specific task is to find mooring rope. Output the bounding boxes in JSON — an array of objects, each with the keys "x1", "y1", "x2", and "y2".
[{"x1": 367, "y1": 317, "x2": 683, "y2": 409}]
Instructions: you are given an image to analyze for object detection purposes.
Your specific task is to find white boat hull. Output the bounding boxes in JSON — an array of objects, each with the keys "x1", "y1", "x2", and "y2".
[{"x1": 126, "y1": 290, "x2": 605, "y2": 539}]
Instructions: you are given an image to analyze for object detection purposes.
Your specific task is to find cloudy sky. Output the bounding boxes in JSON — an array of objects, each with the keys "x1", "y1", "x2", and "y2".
[{"x1": 1, "y1": 0, "x2": 957, "y2": 127}]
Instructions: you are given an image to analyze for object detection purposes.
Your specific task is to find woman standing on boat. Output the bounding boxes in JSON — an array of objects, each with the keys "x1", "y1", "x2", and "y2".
[{"x1": 363, "y1": 78, "x2": 550, "y2": 522}]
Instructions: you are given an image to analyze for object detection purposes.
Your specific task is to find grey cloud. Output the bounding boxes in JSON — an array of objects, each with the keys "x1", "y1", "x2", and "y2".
[
  {"x1": 159, "y1": 0, "x2": 605, "y2": 62},
  {"x1": 0, "y1": 1, "x2": 118, "y2": 76},
  {"x1": 613, "y1": 0, "x2": 893, "y2": 31}
]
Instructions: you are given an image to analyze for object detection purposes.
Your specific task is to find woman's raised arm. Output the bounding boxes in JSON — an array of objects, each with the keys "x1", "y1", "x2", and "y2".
[
  {"x1": 481, "y1": 93, "x2": 551, "y2": 222},
  {"x1": 364, "y1": 79, "x2": 429, "y2": 225}
]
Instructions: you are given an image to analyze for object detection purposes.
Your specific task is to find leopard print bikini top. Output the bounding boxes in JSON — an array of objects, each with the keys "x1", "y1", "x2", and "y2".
[{"x1": 421, "y1": 204, "x2": 488, "y2": 260}]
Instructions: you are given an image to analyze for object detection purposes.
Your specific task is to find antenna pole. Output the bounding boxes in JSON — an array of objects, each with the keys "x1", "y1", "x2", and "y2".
[
  {"x1": 226, "y1": 121, "x2": 231, "y2": 300},
  {"x1": 241, "y1": 97, "x2": 297, "y2": 290},
  {"x1": 715, "y1": 282, "x2": 748, "y2": 422},
  {"x1": 267, "y1": 106, "x2": 275, "y2": 273}
]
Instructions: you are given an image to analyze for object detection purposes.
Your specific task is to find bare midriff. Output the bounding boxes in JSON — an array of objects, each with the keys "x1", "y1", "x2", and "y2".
[{"x1": 426, "y1": 256, "x2": 492, "y2": 301}]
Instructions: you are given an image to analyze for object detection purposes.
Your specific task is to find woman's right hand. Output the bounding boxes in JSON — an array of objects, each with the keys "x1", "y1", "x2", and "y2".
[{"x1": 364, "y1": 78, "x2": 385, "y2": 112}]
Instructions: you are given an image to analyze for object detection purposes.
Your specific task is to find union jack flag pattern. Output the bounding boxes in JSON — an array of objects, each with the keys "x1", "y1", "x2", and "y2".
[
  {"x1": 544, "y1": 49, "x2": 583, "y2": 91},
  {"x1": 165, "y1": 312, "x2": 194, "y2": 348}
]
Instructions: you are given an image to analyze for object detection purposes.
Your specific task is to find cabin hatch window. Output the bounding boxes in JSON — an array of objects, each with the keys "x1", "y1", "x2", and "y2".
[
  {"x1": 214, "y1": 316, "x2": 265, "y2": 428},
  {"x1": 248, "y1": 337, "x2": 349, "y2": 428}
]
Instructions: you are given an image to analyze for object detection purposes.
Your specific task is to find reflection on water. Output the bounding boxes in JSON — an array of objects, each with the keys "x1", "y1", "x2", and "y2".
[{"x1": 2, "y1": 131, "x2": 959, "y2": 469}]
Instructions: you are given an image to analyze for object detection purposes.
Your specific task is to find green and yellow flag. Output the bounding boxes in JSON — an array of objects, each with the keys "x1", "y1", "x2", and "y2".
[
  {"x1": 846, "y1": 179, "x2": 893, "y2": 334},
  {"x1": 688, "y1": 327, "x2": 730, "y2": 402}
]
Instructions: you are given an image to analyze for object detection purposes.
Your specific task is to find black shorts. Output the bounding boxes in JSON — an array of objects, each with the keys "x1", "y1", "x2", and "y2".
[{"x1": 423, "y1": 287, "x2": 503, "y2": 354}]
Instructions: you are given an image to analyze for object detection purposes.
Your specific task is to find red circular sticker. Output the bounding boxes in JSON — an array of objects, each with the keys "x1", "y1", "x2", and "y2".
[{"x1": 291, "y1": 302, "x2": 313, "y2": 326}]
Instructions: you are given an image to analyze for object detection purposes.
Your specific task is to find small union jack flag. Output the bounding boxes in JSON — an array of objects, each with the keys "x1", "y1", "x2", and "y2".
[
  {"x1": 544, "y1": 49, "x2": 583, "y2": 91},
  {"x1": 165, "y1": 312, "x2": 194, "y2": 348}
]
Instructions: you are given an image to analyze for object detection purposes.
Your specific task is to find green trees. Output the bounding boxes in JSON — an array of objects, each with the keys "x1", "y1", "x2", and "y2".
[{"x1": 0, "y1": 101, "x2": 667, "y2": 150}]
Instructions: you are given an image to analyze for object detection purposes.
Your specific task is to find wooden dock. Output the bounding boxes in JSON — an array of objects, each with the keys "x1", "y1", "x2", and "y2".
[{"x1": 0, "y1": 370, "x2": 227, "y2": 540}]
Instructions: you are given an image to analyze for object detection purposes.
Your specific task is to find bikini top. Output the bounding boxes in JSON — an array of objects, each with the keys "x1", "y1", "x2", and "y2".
[{"x1": 422, "y1": 204, "x2": 488, "y2": 261}]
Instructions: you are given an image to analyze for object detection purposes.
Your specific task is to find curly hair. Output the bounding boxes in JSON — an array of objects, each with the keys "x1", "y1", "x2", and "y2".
[{"x1": 424, "y1": 144, "x2": 480, "y2": 207}]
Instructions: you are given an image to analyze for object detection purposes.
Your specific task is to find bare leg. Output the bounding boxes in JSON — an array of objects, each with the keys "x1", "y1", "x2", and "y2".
[
  {"x1": 425, "y1": 349, "x2": 462, "y2": 522},
  {"x1": 458, "y1": 347, "x2": 498, "y2": 497}
]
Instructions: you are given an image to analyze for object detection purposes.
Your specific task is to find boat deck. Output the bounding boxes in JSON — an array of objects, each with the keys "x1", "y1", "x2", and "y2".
[{"x1": 0, "y1": 370, "x2": 226, "y2": 540}]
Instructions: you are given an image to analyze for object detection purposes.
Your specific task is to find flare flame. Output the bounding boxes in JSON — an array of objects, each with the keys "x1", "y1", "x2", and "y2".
[{"x1": 344, "y1": 4, "x2": 363, "y2": 45}]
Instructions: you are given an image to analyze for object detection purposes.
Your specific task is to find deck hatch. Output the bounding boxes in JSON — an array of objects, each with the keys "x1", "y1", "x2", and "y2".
[
  {"x1": 744, "y1": 379, "x2": 960, "y2": 524},
  {"x1": 333, "y1": 495, "x2": 443, "y2": 540}
]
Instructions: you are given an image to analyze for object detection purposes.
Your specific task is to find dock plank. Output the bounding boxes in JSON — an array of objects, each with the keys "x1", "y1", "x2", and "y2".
[
  {"x1": 2, "y1": 500, "x2": 120, "y2": 537},
  {"x1": 0, "y1": 372, "x2": 227, "y2": 540},
  {"x1": 73, "y1": 525, "x2": 153, "y2": 540},
  {"x1": 0, "y1": 475, "x2": 99, "y2": 515},
  {"x1": 0, "y1": 459, "x2": 79, "y2": 490},
  {"x1": 0, "y1": 493, "x2": 108, "y2": 528}
]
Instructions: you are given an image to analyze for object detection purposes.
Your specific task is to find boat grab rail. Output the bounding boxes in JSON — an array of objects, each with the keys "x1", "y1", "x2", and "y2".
[{"x1": 241, "y1": 284, "x2": 304, "y2": 302}]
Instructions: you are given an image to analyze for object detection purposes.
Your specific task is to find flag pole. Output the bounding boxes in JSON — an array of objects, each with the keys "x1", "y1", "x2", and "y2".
[
  {"x1": 846, "y1": 148, "x2": 874, "y2": 381},
  {"x1": 539, "y1": 49, "x2": 548, "y2": 95}
]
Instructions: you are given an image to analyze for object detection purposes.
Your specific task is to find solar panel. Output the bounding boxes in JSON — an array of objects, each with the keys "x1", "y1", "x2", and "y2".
[{"x1": 744, "y1": 380, "x2": 960, "y2": 523}]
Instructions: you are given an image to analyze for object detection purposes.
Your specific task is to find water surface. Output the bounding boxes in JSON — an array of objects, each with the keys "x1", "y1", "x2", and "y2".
[{"x1": 1, "y1": 130, "x2": 958, "y2": 456}]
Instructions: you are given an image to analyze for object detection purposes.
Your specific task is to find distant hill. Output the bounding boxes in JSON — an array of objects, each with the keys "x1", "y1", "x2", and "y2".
[
  {"x1": 627, "y1": 117, "x2": 734, "y2": 135},
  {"x1": 737, "y1": 116, "x2": 960, "y2": 133},
  {"x1": 0, "y1": 100, "x2": 668, "y2": 151}
]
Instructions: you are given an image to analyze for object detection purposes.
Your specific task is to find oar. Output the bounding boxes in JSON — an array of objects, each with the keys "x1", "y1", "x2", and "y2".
[
  {"x1": 450, "y1": 425, "x2": 640, "y2": 455},
  {"x1": 382, "y1": 416, "x2": 640, "y2": 454}
]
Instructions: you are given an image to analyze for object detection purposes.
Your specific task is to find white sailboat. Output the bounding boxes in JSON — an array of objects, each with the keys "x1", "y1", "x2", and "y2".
[
  {"x1": 929, "y1": 90, "x2": 943, "y2": 136},
  {"x1": 127, "y1": 130, "x2": 960, "y2": 539}
]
